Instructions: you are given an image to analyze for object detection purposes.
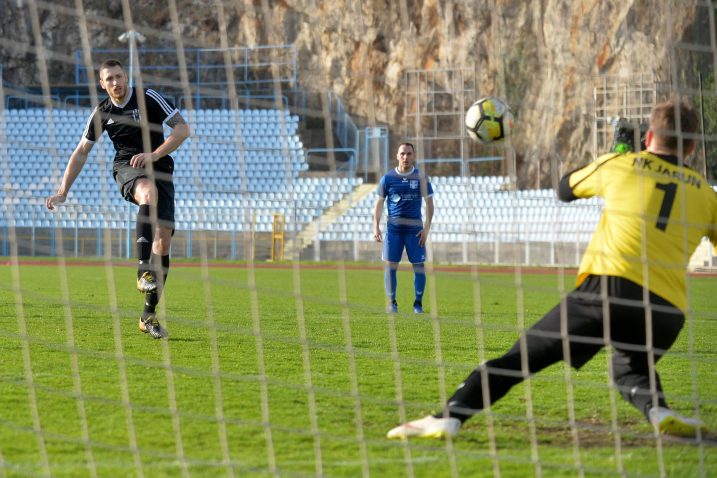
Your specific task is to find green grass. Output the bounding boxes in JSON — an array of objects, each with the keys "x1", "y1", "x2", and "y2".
[{"x1": 0, "y1": 260, "x2": 715, "y2": 477}]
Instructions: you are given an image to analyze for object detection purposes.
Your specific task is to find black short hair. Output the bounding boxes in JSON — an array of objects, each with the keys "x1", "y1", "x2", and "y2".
[
  {"x1": 398, "y1": 142, "x2": 415, "y2": 152},
  {"x1": 98, "y1": 58, "x2": 125, "y2": 72}
]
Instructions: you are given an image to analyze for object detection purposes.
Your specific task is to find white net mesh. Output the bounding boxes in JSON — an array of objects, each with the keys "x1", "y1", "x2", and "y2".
[{"x1": 0, "y1": 1, "x2": 715, "y2": 477}]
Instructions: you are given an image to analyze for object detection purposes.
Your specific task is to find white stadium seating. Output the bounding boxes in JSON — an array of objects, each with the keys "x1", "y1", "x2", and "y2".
[
  {"x1": 319, "y1": 176, "x2": 602, "y2": 244},
  {"x1": 1, "y1": 107, "x2": 615, "y2": 248},
  {"x1": 1, "y1": 107, "x2": 357, "y2": 233}
]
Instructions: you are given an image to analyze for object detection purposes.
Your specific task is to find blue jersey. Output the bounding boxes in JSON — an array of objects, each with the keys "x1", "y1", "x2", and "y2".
[{"x1": 378, "y1": 167, "x2": 434, "y2": 232}]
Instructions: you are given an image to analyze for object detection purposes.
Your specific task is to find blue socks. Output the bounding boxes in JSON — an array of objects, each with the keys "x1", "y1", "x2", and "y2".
[
  {"x1": 385, "y1": 263, "x2": 426, "y2": 306},
  {"x1": 413, "y1": 263, "x2": 426, "y2": 304},
  {"x1": 384, "y1": 264, "x2": 397, "y2": 303}
]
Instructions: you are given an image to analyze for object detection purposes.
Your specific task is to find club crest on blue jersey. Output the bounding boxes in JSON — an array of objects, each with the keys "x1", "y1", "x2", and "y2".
[{"x1": 410, "y1": 180, "x2": 419, "y2": 189}]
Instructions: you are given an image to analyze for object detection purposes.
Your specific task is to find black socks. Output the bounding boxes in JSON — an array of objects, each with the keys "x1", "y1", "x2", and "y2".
[
  {"x1": 144, "y1": 254, "x2": 170, "y2": 315},
  {"x1": 136, "y1": 204, "x2": 153, "y2": 279}
]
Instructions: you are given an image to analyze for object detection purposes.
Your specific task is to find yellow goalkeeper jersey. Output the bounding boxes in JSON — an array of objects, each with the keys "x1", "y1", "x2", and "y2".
[{"x1": 562, "y1": 151, "x2": 717, "y2": 311}]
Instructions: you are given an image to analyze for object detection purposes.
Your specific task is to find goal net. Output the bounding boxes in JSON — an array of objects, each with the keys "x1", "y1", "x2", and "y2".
[{"x1": 0, "y1": 1, "x2": 715, "y2": 477}]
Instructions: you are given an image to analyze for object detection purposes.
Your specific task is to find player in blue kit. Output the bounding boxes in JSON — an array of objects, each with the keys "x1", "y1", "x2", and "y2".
[{"x1": 373, "y1": 143, "x2": 434, "y2": 314}]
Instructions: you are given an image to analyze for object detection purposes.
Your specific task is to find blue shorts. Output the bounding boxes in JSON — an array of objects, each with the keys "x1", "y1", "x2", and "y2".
[{"x1": 383, "y1": 229, "x2": 426, "y2": 263}]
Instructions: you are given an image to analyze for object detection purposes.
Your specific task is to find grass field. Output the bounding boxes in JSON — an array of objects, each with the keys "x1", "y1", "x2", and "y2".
[{"x1": 0, "y1": 259, "x2": 715, "y2": 477}]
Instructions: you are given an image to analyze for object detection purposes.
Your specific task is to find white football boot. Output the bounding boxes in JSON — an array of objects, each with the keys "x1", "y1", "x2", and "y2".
[
  {"x1": 649, "y1": 406, "x2": 708, "y2": 438},
  {"x1": 387, "y1": 416, "x2": 461, "y2": 439}
]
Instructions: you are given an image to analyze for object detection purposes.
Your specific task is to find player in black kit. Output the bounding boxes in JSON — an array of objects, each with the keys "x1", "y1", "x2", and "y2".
[{"x1": 46, "y1": 59, "x2": 190, "y2": 339}]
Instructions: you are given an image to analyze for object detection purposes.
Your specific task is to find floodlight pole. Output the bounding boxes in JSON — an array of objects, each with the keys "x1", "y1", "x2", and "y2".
[{"x1": 118, "y1": 30, "x2": 146, "y2": 88}]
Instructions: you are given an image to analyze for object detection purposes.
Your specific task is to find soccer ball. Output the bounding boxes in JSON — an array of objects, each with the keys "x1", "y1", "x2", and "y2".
[{"x1": 465, "y1": 96, "x2": 514, "y2": 144}]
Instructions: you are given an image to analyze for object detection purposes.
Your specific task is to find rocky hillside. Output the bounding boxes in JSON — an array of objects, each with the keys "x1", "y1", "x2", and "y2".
[{"x1": 1, "y1": 0, "x2": 706, "y2": 185}]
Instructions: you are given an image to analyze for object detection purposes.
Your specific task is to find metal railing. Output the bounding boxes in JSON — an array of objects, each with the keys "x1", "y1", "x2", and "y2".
[{"x1": 75, "y1": 45, "x2": 298, "y2": 88}]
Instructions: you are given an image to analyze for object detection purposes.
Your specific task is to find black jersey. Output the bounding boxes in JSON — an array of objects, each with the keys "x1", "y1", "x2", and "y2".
[{"x1": 82, "y1": 87, "x2": 179, "y2": 173}]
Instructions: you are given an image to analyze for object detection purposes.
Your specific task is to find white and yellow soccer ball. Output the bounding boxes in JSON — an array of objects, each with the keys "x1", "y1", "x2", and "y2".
[{"x1": 465, "y1": 96, "x2": 514, "y2": 144}]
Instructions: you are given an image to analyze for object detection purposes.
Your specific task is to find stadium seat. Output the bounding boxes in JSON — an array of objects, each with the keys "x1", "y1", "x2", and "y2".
[{"x1": 6, "y1": 111, "x2": 597, "y2": 246}]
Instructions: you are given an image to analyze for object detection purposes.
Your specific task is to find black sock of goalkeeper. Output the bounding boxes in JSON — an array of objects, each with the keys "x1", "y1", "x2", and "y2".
[
  {"x1": 145, "y1": 254, "x2": 170, "y2": 315},
  {"x1": 136, "y1": 204, "x2": 153, "y2": 279}
]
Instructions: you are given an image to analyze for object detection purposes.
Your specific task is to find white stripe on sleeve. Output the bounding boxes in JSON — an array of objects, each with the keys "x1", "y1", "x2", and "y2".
[
  {"x1": 146, "y1": 89, "x2": 175, "y2": 117},
  {"x1": 81, "y1": 106, "x2": 101, "y2": 142},
  {"x1": 163, "y1": 110, "x2": 181, "y2": 126}
]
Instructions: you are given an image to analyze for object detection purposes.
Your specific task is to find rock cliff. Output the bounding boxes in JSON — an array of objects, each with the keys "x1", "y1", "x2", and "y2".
[{"x1": 1, "y1": 0, "x2": 705, "y2": 184}]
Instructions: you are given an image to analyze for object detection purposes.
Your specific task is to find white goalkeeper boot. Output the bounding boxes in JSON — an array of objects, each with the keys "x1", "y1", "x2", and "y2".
[
  {"x1": 649, "y1": 406, "x2": 708, "y2": 438},
  {"x1": 386, "y1": 415, "x2": 461, "y2": 439}
]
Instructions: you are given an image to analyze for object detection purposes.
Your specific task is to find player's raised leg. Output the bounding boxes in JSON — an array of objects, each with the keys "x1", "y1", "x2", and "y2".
[{"x1": 135, "y1": 205, "x2": 157, "y2": 293}]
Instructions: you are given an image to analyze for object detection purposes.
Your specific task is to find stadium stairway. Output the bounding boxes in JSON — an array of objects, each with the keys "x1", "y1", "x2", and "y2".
[{"x1": 285, "y1": 182, "x2": 376, "y2": 259}]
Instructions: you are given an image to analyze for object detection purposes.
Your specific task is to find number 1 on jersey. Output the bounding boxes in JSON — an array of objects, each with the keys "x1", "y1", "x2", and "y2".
[{"x1": 655, "y1": 182, "x2": 677, "y2": 231}]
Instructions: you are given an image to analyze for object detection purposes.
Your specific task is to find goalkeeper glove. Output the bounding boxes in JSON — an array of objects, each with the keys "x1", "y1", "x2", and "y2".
[{"x1": 611, "y1": 117, "x2": 647, "y2": 153}]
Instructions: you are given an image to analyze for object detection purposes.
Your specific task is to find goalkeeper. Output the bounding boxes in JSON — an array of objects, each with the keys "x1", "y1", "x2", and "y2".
[{"x1": 388, "y1": 97, "x2": 717, "y2": 440}]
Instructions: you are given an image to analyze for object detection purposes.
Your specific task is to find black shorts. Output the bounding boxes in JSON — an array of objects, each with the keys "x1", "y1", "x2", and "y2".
[
  {"x1": 113, "y1": 161, "x2": 175, "y2": 229},
  {"x1": 446, "y1": 275, "x2": 686, "y2": 418},
  {"x1": 519, "y1": 275, "x2": 685, "y2": 370}
]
